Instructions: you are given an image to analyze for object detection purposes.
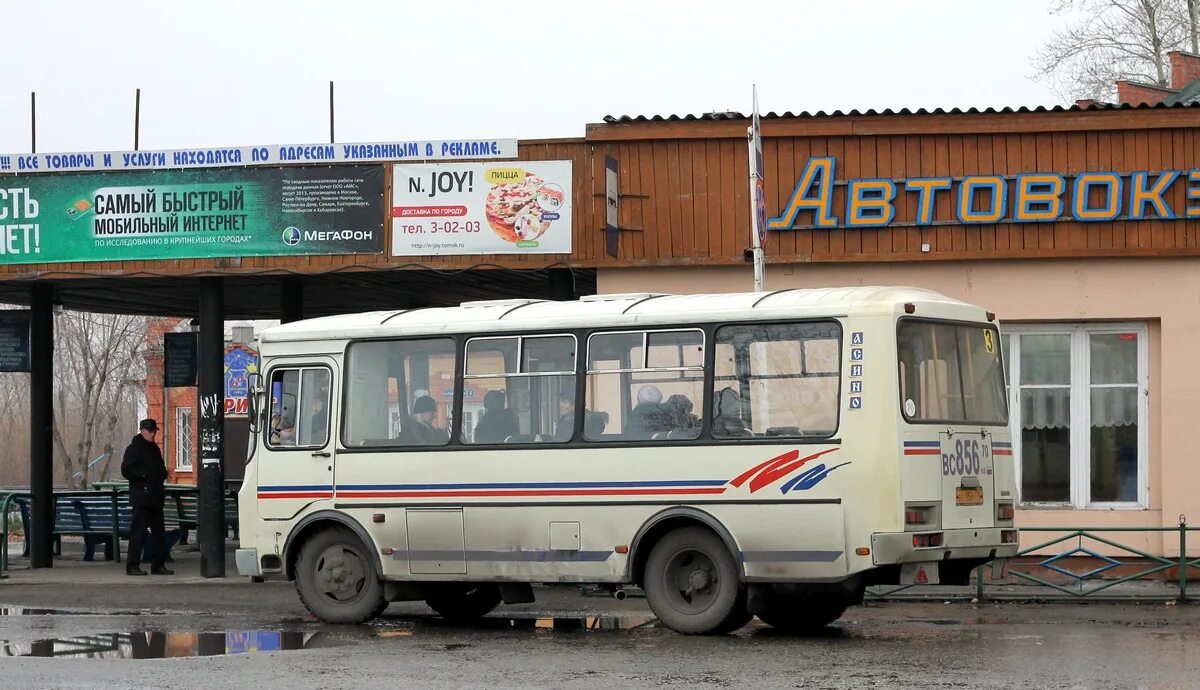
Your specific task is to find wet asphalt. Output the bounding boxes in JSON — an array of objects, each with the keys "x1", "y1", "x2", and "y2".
[{"x1": 1, "y1": 582, "x2": 1198, "y2": 689}]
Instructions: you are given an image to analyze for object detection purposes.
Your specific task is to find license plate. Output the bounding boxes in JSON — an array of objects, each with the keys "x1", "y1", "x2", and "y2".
[
  {"x1": 940, "y1": 436, "x2": 992, "y2": 477},
  {"x1": 955, "y1": 486, "x2": 984, "y2": 506}
]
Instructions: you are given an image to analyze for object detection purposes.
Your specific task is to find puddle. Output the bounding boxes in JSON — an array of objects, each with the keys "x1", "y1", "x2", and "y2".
[
  {"x1": 0, "y1": 630, "x2": 349, "y2": 659},
  {"x1": 376, "y1": 615, "x2": 660, "y2": 633},
  {"x1": 0, "y1": 606, "x2": 164, "y2": 617}
]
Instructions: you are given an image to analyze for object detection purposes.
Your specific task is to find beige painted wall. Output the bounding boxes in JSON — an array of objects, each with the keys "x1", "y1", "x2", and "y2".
[{"x1": 600, "y1": 258, "x2": 1200, "y2": 554}]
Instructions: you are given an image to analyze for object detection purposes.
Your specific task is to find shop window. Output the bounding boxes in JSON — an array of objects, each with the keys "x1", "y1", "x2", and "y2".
[
  {"x1": 1001, "y1": 324, "x2": 1147, "y2": 508},
  {"x1": 175, "y1": 408, "x2": 193, "y2": 472},
  {"x1": 713, "y1": 322, "x2": 841, "y2": 438}
]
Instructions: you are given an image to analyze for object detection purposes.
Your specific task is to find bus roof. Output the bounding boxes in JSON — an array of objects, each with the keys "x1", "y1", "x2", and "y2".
[{"x1": 261, "y1": 286, "x2": 980, "y2": 343}]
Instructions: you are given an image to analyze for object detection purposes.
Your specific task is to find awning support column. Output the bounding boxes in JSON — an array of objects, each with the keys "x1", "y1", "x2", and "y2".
[
  {"x1": 28, "y1": 284, "x2": 54, "y2": 569},
  {"x1": 198, "y1": 278, "x2": 226, "y2": 577}
]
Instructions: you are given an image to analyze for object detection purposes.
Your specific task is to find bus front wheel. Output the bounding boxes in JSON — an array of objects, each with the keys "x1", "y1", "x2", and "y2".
[
  {"x1": 643, "y1": 527, "x2": 750, "y2": 635},
  {"x1": 295, "y1": 528, "x2": 387, "y2": 624},
  {"x1": 425, "y1": 584, "x2": 502, "y2": 622}
]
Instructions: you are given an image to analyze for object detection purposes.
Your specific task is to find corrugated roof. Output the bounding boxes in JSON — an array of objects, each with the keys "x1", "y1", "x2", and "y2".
[
  {"x1": 1164, "y1": 80, "x2": 1200, "y2": 106},
  {"x1": 601, "y1": 100, "x2": 1200, "y2": 123}
]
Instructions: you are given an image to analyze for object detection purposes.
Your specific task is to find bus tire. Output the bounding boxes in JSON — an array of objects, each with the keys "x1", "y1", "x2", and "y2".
[
  {"x1": 757, "y1": 598, "x2": 848, "y2": 634},
  {"x1": 294, "y1": 527, "x2": 387, "y2": 624},
  {"x1": 643, "y1": 527, "x2": 750, "y2": 635},
  {"x1": 425, "y1": 583, "x2": 503, "y2": 622}
]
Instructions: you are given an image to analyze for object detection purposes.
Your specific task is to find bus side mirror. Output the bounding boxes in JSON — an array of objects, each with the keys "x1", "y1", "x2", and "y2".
[{"x1": 247, "y1": 373, "x2": 264, "y2": 433}]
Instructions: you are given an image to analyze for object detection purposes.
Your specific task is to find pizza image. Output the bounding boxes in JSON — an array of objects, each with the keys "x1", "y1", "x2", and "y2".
[{"x1": 485, "y1": 172, "x2": 557, "y2": 243}]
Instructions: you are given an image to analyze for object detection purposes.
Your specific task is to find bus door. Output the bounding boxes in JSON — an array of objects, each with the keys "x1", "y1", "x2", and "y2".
[{"x1": 257, "y1": 360, "x2": 337, "y2": 520}]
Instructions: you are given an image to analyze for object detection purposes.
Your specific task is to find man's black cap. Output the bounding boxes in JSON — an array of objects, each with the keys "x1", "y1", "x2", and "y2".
[{"x1": 139, "y1": 418, "x2": 159, "y2": 432}]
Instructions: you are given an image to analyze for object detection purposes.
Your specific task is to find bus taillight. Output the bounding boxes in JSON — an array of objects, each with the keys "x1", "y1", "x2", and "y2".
[
  {"x1": 912, "y1": 533, "x2": 943, "y2": 548},
  {"x1": 997, "y1": 503, "x2": 1015, "y2": 521}
]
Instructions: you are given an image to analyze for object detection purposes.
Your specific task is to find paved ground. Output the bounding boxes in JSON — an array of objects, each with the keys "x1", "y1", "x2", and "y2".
[{"x1": 3, "y1": 546, "x2": 1200, "y2": 688}]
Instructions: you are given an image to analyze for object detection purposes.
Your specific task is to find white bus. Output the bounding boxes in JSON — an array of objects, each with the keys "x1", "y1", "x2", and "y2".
[{"x1": 236, "y1": 287, "x2": 1017, "y2": 634}]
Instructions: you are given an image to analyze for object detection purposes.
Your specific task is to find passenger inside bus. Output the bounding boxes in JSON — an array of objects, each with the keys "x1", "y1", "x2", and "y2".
[
  {"x1": 474, "y1": 389, "x2": 519, "y2": 444},
  {"x1": 403, "y1": 395, "x2": 449, "y2": 445},
  {"x1": 554, "y1": 394, "x2": 575, "y2": 442},
  {"x1": 663, "y1": 394, "x2": 700, "y2": 437},
  {"x1": 625, "y1": 385, "x2": 663, "y2": 439},
  {"x1": 712, "y1": 387, "x2": 752, "y2": 437}
]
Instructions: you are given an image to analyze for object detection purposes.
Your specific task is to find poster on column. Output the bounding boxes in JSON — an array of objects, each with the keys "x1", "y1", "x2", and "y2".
[
  {"x1": 391, "y1": 161, "x2": 572, "y2": 255},
  {"x1": 0, "y1": 165, "x2": 385, "y2": 265}
]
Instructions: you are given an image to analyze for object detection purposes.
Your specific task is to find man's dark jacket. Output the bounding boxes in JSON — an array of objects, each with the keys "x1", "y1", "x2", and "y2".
[{"x1": 121, "y1": 435, "x2": 168, "y2": 508}]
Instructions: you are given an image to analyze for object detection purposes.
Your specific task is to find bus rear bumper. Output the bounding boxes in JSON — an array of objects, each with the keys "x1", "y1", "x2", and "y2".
[{"x1": 870, "y1": 528, "x2": 1019, "y2": 565}]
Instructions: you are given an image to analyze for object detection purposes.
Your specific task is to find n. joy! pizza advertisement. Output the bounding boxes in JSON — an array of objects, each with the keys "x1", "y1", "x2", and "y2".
[{"x1": 391, "y1": 161, "x2": 572, "y2": 256}]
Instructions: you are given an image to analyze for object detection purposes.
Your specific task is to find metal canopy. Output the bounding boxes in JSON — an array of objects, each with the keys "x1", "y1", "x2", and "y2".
[{"x1": 0, "y1": 268, "x2": 595, "y2": 319}]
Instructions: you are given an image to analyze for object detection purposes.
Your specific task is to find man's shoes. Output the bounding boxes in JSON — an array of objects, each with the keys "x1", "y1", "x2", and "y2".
[
  {"x1": 126, "y1": 568, "x2": 148, "y2": 576},
  {"x1": 150, "y1": 566, "x2": 174, "y2": 575}
]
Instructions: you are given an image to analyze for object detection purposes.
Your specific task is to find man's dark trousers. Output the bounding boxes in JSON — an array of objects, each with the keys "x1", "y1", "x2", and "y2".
[{"x1": 127, "y1": 504, "x2": 166, "y2": 570}]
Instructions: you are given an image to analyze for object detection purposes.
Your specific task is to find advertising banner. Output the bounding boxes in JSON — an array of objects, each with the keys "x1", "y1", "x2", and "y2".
[
  {"x1": 0, "y1": 139, "x2": 517, "y2": 173},
  {"x1": 391, "y1": 161, "x2": 572, "y2": 256},
  {"x1": 0, "y1": 309, "x2": 30, "y2": 372},
  {"x1": 163, "y1": 332, "x2": 198, "y2": 388},
  {"x1": 0, "y1": 166, "x2": 385, "y2": 265},
  {"x1": 224, "y1": 345, "x2": 258, "y2": 416}
]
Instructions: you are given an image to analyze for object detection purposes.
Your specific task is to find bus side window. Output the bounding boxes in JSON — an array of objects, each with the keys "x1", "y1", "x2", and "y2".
[
  {"x1": 712, "y1": 322, "x2": 841, "y2": 439},
  {"x1": 344, "y1": 338, "x2": 457, "y2": 448},
  {"x1": 462, "y1": 335, "x2": 576, "y2": 445},
  {"x1": 267, "y1": 367, "x2": 330, "y2": 449},
  {"x1": 585, "y1": 329, "x2": 705, "y2": 443}
]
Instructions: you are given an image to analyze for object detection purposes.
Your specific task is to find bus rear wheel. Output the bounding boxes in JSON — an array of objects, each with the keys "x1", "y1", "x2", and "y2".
[
  {"x1": 425, "y1": 584, "x2": 503, "y2": 622},
  {"x1": 643, "y1": 527, "x2": 750, "y2": 635},
  {"x1": 295, "y1": 528, "x2": 386, "y2": 624},
  {"x1": 756, "y1": 597, "x2": 848, "y2": 634}
]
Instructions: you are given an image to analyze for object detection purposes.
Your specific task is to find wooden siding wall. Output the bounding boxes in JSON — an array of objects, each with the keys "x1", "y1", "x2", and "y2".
[{"x1": 2, "y1": 108, "x2": 1197, "y2": 282}]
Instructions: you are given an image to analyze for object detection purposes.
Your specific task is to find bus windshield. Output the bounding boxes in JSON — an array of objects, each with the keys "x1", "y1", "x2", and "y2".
[{"x1": 897, "y1": 320, "x2": 1006, "y2": 424}]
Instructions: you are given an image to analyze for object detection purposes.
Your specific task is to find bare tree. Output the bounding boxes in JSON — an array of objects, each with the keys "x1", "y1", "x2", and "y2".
[
  {"x1": 1034, "y1": 0, "x2": 1192, "y2": 99},
  {"x1": 51, "y1": 311, "x2": 147, "y2": 488},
  {"x1": 1189, "y1": 0, "x2": 1199, "y2": 51}
]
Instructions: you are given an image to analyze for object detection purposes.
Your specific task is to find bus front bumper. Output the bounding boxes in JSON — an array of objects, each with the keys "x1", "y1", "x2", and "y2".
[
  {"x1": 235, "y1": 548, "x2": 261, "y2": 577},
  {"x1": 870, "y1": 528, "x2": 1019, "y2": 565}
]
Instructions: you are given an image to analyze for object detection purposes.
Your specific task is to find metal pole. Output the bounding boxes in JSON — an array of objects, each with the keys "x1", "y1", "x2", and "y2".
[
  {"x1": 30, "y1": 92, "x2": 36, "y2": 153},
  {"x1": 747, "y1": 127, "x2": 765, "y2": 293},
  {"x1": 976, "y1": 565, "x2": 985, "y2": 601},
  {"x1": 198, "y1": 278, "x2": 226, "y2": 577},
  {"x1": 1180, "y1": 515, "x2": 1188, "y2": 603},
  {"x1": 329, "y1": 81, "x2": 335, "y2": 144},
  {"x1": 134, "y1": 89, "x2": 141, "y2": 151},
  {"x1": 29, "y1": 285, "x2": 54, "y2": 568}
]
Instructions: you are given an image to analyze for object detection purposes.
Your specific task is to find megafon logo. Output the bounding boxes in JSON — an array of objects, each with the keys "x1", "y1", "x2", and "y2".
[
  {"x1": 282, "y1": 227, "x2": 302, "y2": 246},
  {"x1": 729, "y1": 448, "x2": 850, "y2": 494}
]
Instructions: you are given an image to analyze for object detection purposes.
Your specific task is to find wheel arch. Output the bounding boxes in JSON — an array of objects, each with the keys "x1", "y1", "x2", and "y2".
[
  {"x1": 283, "y1": 510, "x2": 383, "y2": 581},
  {"x1": 626, "y1": 507, "x2": 744, "y2": 586}
]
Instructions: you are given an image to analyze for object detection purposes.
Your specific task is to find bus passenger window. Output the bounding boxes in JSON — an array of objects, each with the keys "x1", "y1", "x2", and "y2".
[
  {"x1": 462, "y1": 335, "x2": 577, "y2": 444},
  {"x1": 267, "y1": 367, "x2": 331, "y2": 448},
  {"x1": 713, "y1": 322, "x2": 841, "y2": 439},
  {"x1": 344, "y1": 338, "x2": 457, "y2": 448},
  {"x1": 585, "y1": 329, "x2": 705, "y2": 442}
]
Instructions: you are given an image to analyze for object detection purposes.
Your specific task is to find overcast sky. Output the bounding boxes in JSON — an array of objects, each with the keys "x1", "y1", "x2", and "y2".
[{"x1": 0, "y1": 1, "x2": 1065, "y2": 154}]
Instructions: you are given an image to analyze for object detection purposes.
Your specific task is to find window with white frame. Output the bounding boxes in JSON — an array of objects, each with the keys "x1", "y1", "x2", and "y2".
[
  {"x1": 1000, "y1": 324, "x2": 1147, "y2": 508},
  {"x1": 175, "y1": 407, "x2": 194, "y2": 472}
]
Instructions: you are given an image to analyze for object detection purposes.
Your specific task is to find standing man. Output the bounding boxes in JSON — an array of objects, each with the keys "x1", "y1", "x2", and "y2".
[{"x1": 121, "y1": 418, "x2": 173, "y2": 576}]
